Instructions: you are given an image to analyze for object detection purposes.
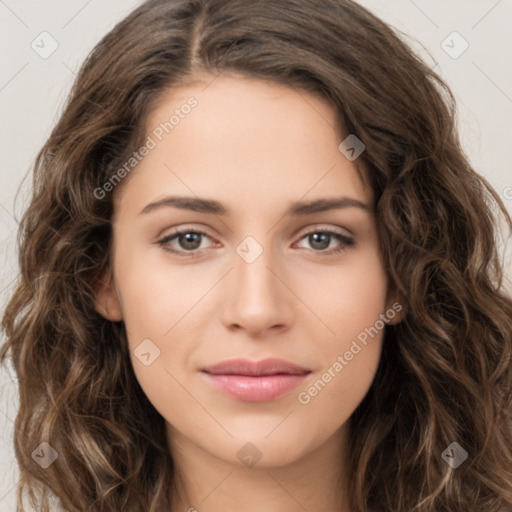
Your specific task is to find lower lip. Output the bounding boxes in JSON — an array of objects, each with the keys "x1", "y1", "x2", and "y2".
[{"x1": 202, "y1": 372, "x2": 310, "y2": 402}]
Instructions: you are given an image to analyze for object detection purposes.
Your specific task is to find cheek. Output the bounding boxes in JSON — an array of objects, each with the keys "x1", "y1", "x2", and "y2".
[
  {"x1": 112, "y1": 247, "x2": 210, "y2": 404},
  {"x1": 295, "y1": 252, "x2": 387, "y2": 418},
  {"x1": 294, "y1": 337, "x2": 382, "y2": 449},
  {"x1": 114, "y1": 248, "x2": 207, "y2": 341},
  {"x1": 310, "y1": 250, "x2": 389, "y2": 346}
]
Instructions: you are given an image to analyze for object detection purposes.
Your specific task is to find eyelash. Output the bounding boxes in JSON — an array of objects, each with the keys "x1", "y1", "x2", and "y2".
[{"x1": 156, "y1": 226, "x2": 355, "y2": 258}]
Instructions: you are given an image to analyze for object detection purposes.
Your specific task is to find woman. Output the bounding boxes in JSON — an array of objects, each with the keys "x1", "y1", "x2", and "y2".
[{"x1": 1, "y1": 0, "x2": 511, "y2": 510}]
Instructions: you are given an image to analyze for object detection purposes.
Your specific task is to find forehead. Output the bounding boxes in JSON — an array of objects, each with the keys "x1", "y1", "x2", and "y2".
[
  {"x1": 114, "y1": 74, "x2": 370, "y2": 217},
  {"x1": 146, "y1": 72, "x2": 346, "y2": 147}
]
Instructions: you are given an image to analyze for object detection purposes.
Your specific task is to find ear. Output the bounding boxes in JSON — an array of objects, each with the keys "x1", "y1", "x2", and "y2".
[
  {"x1": 93, "y1": 270, "x2": 123, "y2": 322},
  {"x1": 384, "y1": 285, "x2": 407, "y2": 326}
]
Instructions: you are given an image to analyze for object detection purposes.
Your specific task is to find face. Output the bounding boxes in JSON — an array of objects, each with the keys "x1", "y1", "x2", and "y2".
[{"x1": 96, "y1": 73, "x2": 402, "y2": 469}]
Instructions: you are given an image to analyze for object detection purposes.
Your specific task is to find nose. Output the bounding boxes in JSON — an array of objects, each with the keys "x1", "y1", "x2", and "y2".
[{"x1": 221, "y1": 242, "x2": 294, "y2": 337}]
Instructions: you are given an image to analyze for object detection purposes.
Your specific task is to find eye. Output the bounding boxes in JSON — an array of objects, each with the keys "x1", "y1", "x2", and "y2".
[
  {"x1": 156, "y1": 226, "x2": 355, "y2": 258},
  {"x1": 294, "y1": 229, "x2": 355, "y2": 254},
  {"x1": 157, "y1": 228, "x2": 215, "y2": 257}
]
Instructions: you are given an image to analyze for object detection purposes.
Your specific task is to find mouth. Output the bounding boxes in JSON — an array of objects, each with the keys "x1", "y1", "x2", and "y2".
[{"x1": 201, "y1": 358, "x2": 311, "y2": 402}]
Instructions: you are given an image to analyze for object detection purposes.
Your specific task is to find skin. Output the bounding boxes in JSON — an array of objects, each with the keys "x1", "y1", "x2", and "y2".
[{"x1": 95, "y1": 73, "x2": 403, "y2": 512}]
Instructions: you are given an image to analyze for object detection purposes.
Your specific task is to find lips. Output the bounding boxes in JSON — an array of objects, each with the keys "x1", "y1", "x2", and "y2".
[
  {"x1": 201, "y1": 358, "x2": 311, "y2": 402},
  {"x1": 203, "y1": 358, "x2": 310, "y2": 376}
]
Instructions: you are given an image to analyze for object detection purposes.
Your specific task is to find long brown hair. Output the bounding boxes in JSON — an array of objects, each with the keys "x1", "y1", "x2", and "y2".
[{"x1": 2, "y1": 0, "x2": 511, "y2": 510}]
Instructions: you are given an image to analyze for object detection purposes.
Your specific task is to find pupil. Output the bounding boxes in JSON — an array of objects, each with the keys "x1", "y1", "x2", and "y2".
[
  {"x1": 310, "y1": 233, "x2": 329, "y2": 250},
  {"x1": 180, "y1": 232, "x2": 201, "y2": 250},
  {"x1": 176, "y1": 232, "x2": 332, "y2": 251}
]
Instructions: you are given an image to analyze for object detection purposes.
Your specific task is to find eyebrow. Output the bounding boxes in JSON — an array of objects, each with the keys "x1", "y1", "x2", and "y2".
[{"x1": 139, "y1": 195, "x2": 371, "y2": 216}]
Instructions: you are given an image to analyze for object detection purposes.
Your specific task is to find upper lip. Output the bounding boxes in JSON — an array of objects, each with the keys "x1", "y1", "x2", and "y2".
[{"x1": 202, "y1": 358, "x2": 311, "y2": 376}]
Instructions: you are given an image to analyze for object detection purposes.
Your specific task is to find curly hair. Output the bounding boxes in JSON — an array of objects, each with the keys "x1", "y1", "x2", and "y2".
[{"x1": 1, "y1": 0, "x2": 511, "y2": 510}]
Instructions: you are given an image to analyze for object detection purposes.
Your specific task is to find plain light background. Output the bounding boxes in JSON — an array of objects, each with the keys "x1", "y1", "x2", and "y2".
[{"x1": 1, "y1": 0, "x2": 511, "y2": 510}]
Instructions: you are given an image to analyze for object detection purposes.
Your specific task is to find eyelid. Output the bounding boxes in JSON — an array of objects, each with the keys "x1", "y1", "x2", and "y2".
[
  {"x1": 155, "y1": 223, "x2": 214, "y2": 240},
  {"x1": 156, "y1": 225, "x2": 217, "y2": 253},
  {"x1": 157, "y1": 223, "x2": 353, "y2": 241},
  {"x1": 156, "y1": 223, "x2": 355, "y2": 256},
  {"x1": 294, "y1": 223, "x2": 353, "y2": 239}
]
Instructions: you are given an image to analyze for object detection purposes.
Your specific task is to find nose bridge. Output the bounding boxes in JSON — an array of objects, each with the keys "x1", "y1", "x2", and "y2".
[
  {"x1": 234, "y1": 234, "x2": 280, "y2": 302},
  {"x1": 222, "y1": 232, "x2": 293, "y2": 333}
]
